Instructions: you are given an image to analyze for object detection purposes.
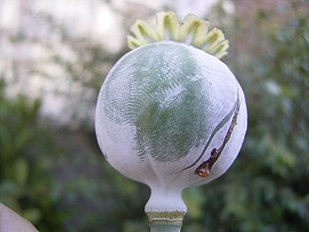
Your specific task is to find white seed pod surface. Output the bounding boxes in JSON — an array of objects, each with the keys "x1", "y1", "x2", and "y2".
[{"x1": 95, "y1": 41, "x2": 247, "y2": 213}]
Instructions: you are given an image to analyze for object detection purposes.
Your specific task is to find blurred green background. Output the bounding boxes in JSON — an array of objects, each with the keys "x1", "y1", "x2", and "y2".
[{"x1": 0, "y1": 0, "x2": 308, "y2": 231}]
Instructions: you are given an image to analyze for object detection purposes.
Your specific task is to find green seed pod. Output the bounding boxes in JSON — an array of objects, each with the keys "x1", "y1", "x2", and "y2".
[{"x1": 95, "y1": 11, "x2": 247, "y2": 229}]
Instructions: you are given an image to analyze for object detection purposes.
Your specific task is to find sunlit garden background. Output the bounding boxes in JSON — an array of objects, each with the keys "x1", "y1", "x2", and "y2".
[{"x1": 0, "y1": 0, "x2": 308, "y2": 231}]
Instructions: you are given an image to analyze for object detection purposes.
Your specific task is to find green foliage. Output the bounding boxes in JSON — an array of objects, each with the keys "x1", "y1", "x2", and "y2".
[
  {"x1": 0, "y1": 80, "x2": 67, "y2": 231},
  {"x1": 0, "y1": 78, "x2": 148, "y2": 232}
]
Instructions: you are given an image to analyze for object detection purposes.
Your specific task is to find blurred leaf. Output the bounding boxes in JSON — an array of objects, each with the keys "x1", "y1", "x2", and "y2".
[
  {"x1": 123, "y1": 220, "x2": 148, "y2": 232},
  {"x1": 13, "y1": 158, "x2": 29, "y2": 186},
  {"x1": 23, "y1": 208, "x2": 42, "y2": 224},
  {"x1": 183, "y1": 187, "x2": 205, "y2": 219}
]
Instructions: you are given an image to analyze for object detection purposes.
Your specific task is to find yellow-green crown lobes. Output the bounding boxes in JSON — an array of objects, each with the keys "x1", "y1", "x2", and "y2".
[{"x1": 127, "y1": 11, "x2": 229, "y2": 59}]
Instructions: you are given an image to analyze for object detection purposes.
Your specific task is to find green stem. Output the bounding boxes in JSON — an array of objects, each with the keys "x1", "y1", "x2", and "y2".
[
  {"x1": 147, "y1": 211, "x2": 185, "y2": 232},
  {"x1": 150, "y1": 224, "x2": 182, "y2": 232}
]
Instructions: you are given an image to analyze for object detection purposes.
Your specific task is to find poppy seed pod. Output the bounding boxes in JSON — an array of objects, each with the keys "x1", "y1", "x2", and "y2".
[{"x1": 95, "y1": 12, "x2": 247, "y2": 230}]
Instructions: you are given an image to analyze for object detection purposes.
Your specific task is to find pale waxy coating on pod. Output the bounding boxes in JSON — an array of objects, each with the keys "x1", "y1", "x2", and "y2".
[{"x1": 95, "y1": 11, "x2": 247, "y2": 225}]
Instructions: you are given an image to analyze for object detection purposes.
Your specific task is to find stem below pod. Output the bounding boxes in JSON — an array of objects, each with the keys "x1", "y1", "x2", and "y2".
[
  {"x1": 147, "y1": 211, "x2": 185, "y2": 232},
  {"x1": 150, "y1": 224, "x2": 182, "y2": 232}
]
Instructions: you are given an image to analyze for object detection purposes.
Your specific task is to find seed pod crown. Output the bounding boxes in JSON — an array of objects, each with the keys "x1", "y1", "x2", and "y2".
[{"x1": 127, "y1": 11, "x2": 229, "y2": 59}]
